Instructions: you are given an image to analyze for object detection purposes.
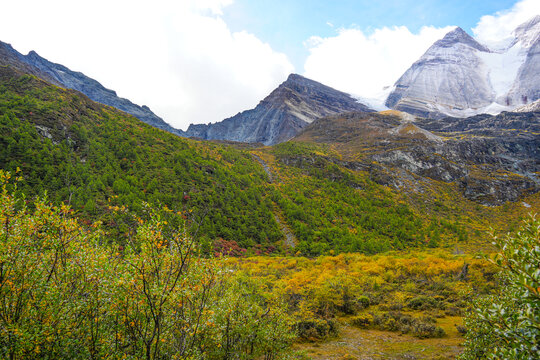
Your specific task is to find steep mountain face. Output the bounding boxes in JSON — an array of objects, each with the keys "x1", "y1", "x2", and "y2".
[
  {"x1": 185, "y1": 74, "x2": 373, "y2": 145},
  {"x1": 491, "y1": 15, "x2": 540, "y2": 107},
  {"x1": 386, "y1": 16, "x2": 540, "y2": 118},
  {"x1": 385, "y1": 28, "x2": 494, "y2": 118},
  {"x1": 0, "y1": 40, "x2": 183, "y2": 135},
  {"x1": 293, "y1": 110, "x2": 540, "y2": 205},
  {"x1": 506, "y1": 37, "x2": 540, "y2": 106},
  {"x1": 0, "y1": 41, "x2": 60, "y2": 85}
]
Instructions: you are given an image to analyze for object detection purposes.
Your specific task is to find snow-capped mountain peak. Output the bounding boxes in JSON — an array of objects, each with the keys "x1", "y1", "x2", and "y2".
[
  {"x1": 385, "y1": 16, "x2": 540, "y2": 118},
  {"x1": 437, "y1": 26, "x2": 490, "y2": 52},
  {"x1": 512, "y1": 15, "x2": 540, "y2": 49}
]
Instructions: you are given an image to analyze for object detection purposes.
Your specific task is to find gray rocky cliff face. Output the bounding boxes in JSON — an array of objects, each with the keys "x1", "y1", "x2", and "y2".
[
  {"x1": 0, "y1": 42, "x2": 60, "y2": 85},
  {"x1": 185, "y1": 74, "x2": 374, "y2": 145},
  {"x1": 386, "y1": 16, "x2": 540, "y2": 119},
  {"x1": 507, "y1": 37, "x2": 540, "y2": 106},
  {"x1": 385, "y1": 27, "x2": 494, "y2": 118},
  {"x1": 0, "y1": 41, "x2": 183, "y2": 135},
  {"x1": 293, "y1": 111, "x2": 540, "y2": 205}
]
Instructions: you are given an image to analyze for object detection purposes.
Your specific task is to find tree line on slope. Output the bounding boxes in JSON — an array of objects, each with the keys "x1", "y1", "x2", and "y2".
[{"x1": 0, "y1": 70, "x2": 282, "y2": 251}]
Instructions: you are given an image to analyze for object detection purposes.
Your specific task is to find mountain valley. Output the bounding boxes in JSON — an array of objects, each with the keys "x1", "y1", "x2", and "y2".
[{"x1": 0, "y1": 12, "x2": 539, "y2": 360}]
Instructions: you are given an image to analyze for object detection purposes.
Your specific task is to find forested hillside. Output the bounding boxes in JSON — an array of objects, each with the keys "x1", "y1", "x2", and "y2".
[
  {"x1": 1, "y1": 65, "x2": 536, "y2": 257},
  {"x1": 0, "y1": 66, "x2": 282, "y2": 250}
]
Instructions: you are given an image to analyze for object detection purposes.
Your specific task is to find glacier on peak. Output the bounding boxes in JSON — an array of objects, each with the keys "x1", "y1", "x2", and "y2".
[
  {"x1": 385, "y1": 16, "x2": 540, "y2": 119},
  {"x1": 477, "y1": 42, "x2": 527, "y2": 100}
]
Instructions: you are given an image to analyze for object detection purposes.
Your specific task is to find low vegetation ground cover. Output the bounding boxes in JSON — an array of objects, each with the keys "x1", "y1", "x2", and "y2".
[{"x1": 226, "y1": 248, "x2": 498, "y2": 357}]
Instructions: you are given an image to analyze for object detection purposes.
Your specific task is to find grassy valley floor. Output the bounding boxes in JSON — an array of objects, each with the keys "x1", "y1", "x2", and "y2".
[{"x1": 295, "y1": 317, "x2": 464, "y2": 359}]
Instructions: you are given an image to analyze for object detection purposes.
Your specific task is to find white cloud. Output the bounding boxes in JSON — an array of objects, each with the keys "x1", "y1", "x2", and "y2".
[
  {"x1": 303, "y1": 25, "x2": 453, "y2": 102},
  {"x1": 473, "y1": 0, "x2": 540, "y2": 49},
  {"x1": 0, "y1": 0, "x2": 293, "y2": 130}
]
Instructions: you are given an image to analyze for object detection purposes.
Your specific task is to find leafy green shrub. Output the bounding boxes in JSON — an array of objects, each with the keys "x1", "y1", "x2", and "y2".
[
  {"x1": 388, "y1": 302, "x2": 404, "y2": 311},
  {"x1": 411, "y1": 320, "x2": 446, "y2": 339},
  {"x1": 296, "y1": 318, "x2": 339, "y2": 341},
  {"x1": 357, "y1": 295, "x2": 371, "y2": 309},
  {"x1": 371, "y1": 312, "x2": 445, "y2": 339},
  {"x1": 460, "y1": 216, "x2": 540, "y2": 360},
  {"x1": 456, "y1": 324, "x2": 467, "y2": 335},
  {"x1": 350, "y1": 316, "x2": 371, "y2": 329},
  {"x1": 444, "y1": 306, "x2": 462, "y2": 316},
  {"x1": 407, "y1": 295, "x2": 439, "y2": 310}
]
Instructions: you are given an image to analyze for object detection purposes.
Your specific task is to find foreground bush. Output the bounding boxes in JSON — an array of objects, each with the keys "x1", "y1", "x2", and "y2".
[
  {"x1": 370, "y1": 312, "x2": 445, "y2": 338},
  {"x1": 295, "y1": 318, "x2": 339, "y2": 341},
  {"x1": 0, "y1": 170, "x2": 295, "y2": 359},
  {"x1": 460, "y1": 216, "x2": 540, "y2": 360}
]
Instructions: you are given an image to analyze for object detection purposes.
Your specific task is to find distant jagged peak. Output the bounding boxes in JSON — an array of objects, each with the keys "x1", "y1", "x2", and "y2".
[
  {"x1": 0, "y1": 40, "x2": 16, "y2": 53},
  {"x1": 27, "y1": 50, "x2": 40, "y2": 57},
  {"x1": 280, "y1": 73, "x2": 343, "y2": 91},
  {"x1": 435, "y1": 26, "x2": 490, "y2": 52},
  {"x1": 512, "y1": 15, "x2": 540, "y2": 48},
  {"x1": 186, "y1": 73, "x2": 373, "y2": 145},
  {"x1": 263, "y1": 73, "x2": 371, "y2": 111},
  {"x1": 25, "y1": 50, "x2": 57, "y2": 65},
  {"x1": 285, "y1": 73, "x2": 306, "y2": 82},
  {"x1": 0, "y1": 38, "x2": 181, "y2": 134}
]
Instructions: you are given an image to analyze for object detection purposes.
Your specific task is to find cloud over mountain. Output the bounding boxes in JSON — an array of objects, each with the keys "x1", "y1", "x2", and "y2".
[
  {"x1": 303, "y1": 25, "x2": 454, "y2": 104},
  {"x1": 303, "y1": 0, "x2": 539, "y2": 106},
  {"x1": 473, "y1": 0, "x2": 540, "y2": 49},
  {"x1": 0, "y1": 0, "x2": 294, "y2": 129}
]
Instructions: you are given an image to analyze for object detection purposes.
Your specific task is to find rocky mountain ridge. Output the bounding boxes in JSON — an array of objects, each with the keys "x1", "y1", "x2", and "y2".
[
  {"x1": 185, "y1": 74, "x2": 374, "y2": 145},
  {"x1": 0, "y1": 40, "x2": 183, "y2": 135},
  {"x1": 293, "y1": 110, "x2": 540, "y2": 205}
]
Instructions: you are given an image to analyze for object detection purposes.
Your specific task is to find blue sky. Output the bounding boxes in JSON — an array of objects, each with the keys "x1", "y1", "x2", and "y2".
[
  {"x1": 223, "y1": 0, "x2": 518, "y2": 70},
  {"x1": 0, "y1": 0, "x2": 538, "y2": 128}
]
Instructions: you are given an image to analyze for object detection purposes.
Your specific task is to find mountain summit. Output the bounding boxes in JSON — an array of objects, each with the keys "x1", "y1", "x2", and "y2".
[
  {"x1": 511, "y1": 15, "x2": 540, "y2": 48},
  {"x1": 386, "y1": 17, "x2": 540, "y2": 118},
  {"x1": 385, "y1": 27, "x2": 494, "y2": 118},
  {"x1": 436, "y1": 27, "x2": 490, "y2": 51},
  {"x1": 185, "y1": 74, "x2": 373, "y2": 145}
]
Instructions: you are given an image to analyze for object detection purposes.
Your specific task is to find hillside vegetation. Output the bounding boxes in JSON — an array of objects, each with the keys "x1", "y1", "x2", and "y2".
[
  {"x1": 1, "y1": 61, "x2": 539, "y2": 360},
  {"x1": 0, "y1": 66, "x2": 282, "y2": 250},
  {"x1": 0, "y1": 170, "x2": 295, "y2": 359},
  {"x1": 1, "y1": 66, "x2": 537, "y2": 257}
]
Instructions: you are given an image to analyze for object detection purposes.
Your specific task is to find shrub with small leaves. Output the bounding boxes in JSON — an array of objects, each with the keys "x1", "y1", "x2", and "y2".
[
  {"x1": 296, "y1": 318, "x2": 339, "y2": 341},
  {"x1": 407, "y1": 296, "x2": 439, "y2": 310},
  {"x1": 350, "y1": 316, "x2": 371, "y2": 329},
  {"x1": 371, "y1": 312, "x2": 445, "y2": 338},
  {"x1": 460, "y1": 215, "x2": 540, "y2": 360},
  {"x1": 357, "y1": 295, "x2": 371, "y2": 310}
]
